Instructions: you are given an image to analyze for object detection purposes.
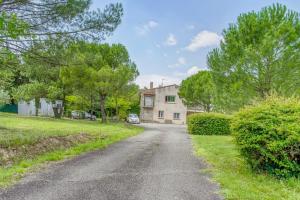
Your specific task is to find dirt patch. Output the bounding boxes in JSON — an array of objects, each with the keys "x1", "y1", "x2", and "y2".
[{"x1": 0, "y1": 133, "x2": 98, "y2": 167}]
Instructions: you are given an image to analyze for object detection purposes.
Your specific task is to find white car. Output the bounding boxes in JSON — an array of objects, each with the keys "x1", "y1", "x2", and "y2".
[
  {"x1": 71, "y1": 110, "x2": 82, "y2": 119},
  {"x1": 127, "y1": 114, "x2": 140, "y2": 124},
  {"x1": 84, "y1": 112, "x2": 96, "y2": 121}
]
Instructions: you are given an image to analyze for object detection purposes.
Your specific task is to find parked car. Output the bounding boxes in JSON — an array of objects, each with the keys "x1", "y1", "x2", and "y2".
[
  {"x1": 71, "y1": 110, "x2": 83, "y2": 119},
  {"x1": 71, "y1": 110, "x2": 97, "y2": 120},
  {"x1": 84, "y1": 112, "x2": 96, "y2": 121},
  {"x1": 127, "y1": 114, "x2": 140, "y2": 124}
]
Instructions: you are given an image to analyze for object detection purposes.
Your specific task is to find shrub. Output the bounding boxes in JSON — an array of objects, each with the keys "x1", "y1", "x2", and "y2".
[
  {"x1": 188, "y1": 113, "x2": 231, "y2": 135},
  {"x1": 232, "y1": 97, "x2": 300, "y2": 178}
]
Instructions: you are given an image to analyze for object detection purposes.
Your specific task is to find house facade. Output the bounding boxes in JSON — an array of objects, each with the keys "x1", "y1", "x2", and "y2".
[{"x1": 140, "y1": 83, "x2": 188, "y2": 125}]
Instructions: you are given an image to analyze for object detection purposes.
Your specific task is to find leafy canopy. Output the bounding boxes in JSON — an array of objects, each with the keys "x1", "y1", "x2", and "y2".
[
  {"x1": 179, "y1": 70, "x2": 215, "y2": 112},
  {"x1": 0, "y1": 1, "x2": 123, "y2": 65},
  {"x1": 208, "y1": 3, "x2": 300, "y2": 112}
]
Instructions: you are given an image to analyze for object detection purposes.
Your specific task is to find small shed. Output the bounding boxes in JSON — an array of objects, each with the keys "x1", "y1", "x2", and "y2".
[{"x1": 18, "y1": 98, "x2": 62, "y2": 117}]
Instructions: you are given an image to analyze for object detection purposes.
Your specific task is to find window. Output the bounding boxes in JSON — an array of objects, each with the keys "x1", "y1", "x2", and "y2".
[
  {"x1": 173, "y1": 113, "x2": 180, "y2": 120},
  {"x1": 144, "y1": 96, "x2": 154, "y2": 107},
  {"x1": 158, "y1": 110, "x2": 164, "y2": 118},
  {"x1": 165, "y1": 95, "x2": 176, "y2": 103}
]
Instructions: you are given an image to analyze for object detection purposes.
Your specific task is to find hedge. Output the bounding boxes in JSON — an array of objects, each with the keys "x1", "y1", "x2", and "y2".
[
  {"x1": 187, "y1": 113, "x2": 231, "y2": 135},
  {"x1": 232, "y1": 97, "x2": 300, "y2": 178}
]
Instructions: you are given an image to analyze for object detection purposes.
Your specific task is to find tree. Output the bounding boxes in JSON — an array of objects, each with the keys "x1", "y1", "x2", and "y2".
[
  {"x1": 0, "y1": 1, "x2": 123, "y2": 64},
  {"x1": 0, "y1": 1, "x2": 124, "y2": 109},
  {"x1": 207, "y1": 4, "x2": 300, "y2": 112},
  {"x1": 179, "y1": 71, "x2": 215, "y2": 112},
  {"x1": 0, "y1": 90, "x2": 10, "y2": 105},
  {"x1": 61, "y1": 42, "x2": 138, "y2": 123},
  {"x1": 107, "y1": 83, "x2": 140, "y2": 120},
  {"x1": 11, "y1": 39, "x2": 69, "y2": 118},
  {"x1": 111, "y1": 65, "x2": 139, "y2": 120}
]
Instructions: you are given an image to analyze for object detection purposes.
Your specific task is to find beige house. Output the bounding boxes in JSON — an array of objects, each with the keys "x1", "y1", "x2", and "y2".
[{"x1": 140, "y1": 82, "x2": 191, "y2": 125}]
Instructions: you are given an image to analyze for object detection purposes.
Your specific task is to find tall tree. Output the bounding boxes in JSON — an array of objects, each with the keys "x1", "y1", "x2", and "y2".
[
  {"x1": 179, "y1": 71, "x2": 215, "y2": 112},
  {"x1": 61, "y1": 42, "x2": 138, "y2": 123},
  {"x1": 0, "y1": 1, "x2": 123, "y2": 63},
  {"x1": 111, "y1": 64, "x2": 139, "y2": 120},
  {"x1": 0, "y1": 1, "x2": 124, "y2": 108},
  {"x1": 208, "y1": 3, "x2": 300, "y2": 112}
]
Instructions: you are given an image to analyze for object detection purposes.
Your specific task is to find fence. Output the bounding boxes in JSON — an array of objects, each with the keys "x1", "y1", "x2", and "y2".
[{"x1": 0, "y1": 104, "x2": 18, "y2": 113}]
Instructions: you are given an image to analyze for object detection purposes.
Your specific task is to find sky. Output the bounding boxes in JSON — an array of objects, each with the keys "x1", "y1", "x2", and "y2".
[{"x1": 92, "y1": 0, "x2": 300, "y2": 88}]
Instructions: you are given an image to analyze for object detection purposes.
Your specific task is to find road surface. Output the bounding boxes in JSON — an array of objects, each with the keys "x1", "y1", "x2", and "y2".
[{"x1": 0, "y1": 123, "x2": 222, "y2": 200}]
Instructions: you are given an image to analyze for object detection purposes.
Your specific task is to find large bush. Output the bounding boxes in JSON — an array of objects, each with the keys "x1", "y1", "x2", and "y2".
[
  {"x1": 232, "y1": 97, "x2": 300, "y2": 177},
  {"x1": 188, "y1": 113, "x2": 231, "y2": 135}
]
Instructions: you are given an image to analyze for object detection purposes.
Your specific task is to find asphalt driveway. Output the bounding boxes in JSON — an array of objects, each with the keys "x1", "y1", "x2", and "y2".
[{"x1": 0, "y1": 123, "x2": 221, "y2": 200}]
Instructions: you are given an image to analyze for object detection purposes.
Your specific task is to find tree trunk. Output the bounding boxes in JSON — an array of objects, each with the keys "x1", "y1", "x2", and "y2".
[
  {"x1": 34, "y1": 98, "x2": 40, "y2": 116},
  {"x1": 99, "y1": 95, "x2": 107, "y2": 123},
  {"x1": 115, "y1": 97, "x2": 119, "y2": 121}
]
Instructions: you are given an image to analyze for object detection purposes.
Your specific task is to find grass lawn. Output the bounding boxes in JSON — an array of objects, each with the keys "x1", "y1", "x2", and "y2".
[
  {"x1": 0, "y1": 113, "x2": 143, "y2": 187},
  {"x1": 192, "y1": 135, "x2": 300, "y2": 200}
]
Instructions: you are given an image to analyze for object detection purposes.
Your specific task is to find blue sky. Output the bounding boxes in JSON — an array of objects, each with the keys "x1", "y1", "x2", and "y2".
[{"x1": 92, "y1": 0, "x2": 300, "y2": 88}]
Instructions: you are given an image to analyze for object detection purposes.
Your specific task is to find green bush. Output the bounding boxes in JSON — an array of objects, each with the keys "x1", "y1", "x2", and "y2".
[
  {"x1": 188, "y1": 113, "x2": 231, "y2": 135},
  {"x1": 232, "y1": 97, "x2": 300, "y2": 178}
]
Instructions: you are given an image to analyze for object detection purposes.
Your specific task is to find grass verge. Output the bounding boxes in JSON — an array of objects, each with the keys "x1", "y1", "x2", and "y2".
[
  {"x1": 0, "y1": 113, "x2": 143, "y2": 187},
  {"x1": 192, "y1": 135, "x2": 300, "y2": 200}
]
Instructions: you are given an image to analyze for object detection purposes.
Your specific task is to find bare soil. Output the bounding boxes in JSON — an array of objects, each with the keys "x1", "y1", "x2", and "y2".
[{"x1": 0, "y1": 133, "x2": 96, "y2": 167}]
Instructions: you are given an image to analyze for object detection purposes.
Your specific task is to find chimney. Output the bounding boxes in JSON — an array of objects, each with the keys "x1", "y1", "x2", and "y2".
[{"x1": 150, "y1": 82, "x2": 154, "y2": 89}]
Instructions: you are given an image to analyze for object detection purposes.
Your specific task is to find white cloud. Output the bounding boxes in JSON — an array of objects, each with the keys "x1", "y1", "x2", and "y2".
[
  {"x1": 187, "y1": 66, "x2": 201, "y2": 76},
  {"x1": 135, "y1": 74, "x2": 181, "y2": 88},
  {"x1": 185, "y1": 30, "x2": 222, "y2": 52},
  {"x1": 178, "y1": 57, "x2": 186, "y2": 65},
  {"x1": 148, "y1": 20, "x2": 158, "y2": 28},
  {"x1": 168, "y1": 57, "x2": 186, "y2": 68},
  {"x1": 136, "y1": 20, "x2": 158, "y2": 35},
  {"x1": 165, "y1": 34, "x2": 177, "y2": 46}
]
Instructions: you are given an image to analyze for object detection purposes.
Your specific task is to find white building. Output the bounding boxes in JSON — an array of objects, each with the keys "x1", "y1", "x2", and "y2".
[
  {"x1": 18, "y1": 98, "x2": 63, "y2": 117},
  {"x1": 140, "y1": 82, "x2": 201, "y2": 125}
]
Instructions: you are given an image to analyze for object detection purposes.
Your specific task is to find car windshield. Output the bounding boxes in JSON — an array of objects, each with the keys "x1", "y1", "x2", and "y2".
[{"x1": 129, "y1": 114, "x2": 138, "y2": 118}]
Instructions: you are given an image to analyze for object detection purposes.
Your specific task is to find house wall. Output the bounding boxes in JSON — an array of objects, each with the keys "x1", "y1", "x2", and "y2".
[
  {"x1": 140, "y1": 85, "x2": 187, "y2": 124},
  {"x1": 153, "y1": 85, "x2": 187, "y2": 125},
  {"x1": 140, "y1": 95, "x2": 154, "y2": 122}
]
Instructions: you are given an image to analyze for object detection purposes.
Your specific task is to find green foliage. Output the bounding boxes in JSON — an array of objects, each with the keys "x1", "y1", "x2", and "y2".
[
  {"x1": 188, "y1": 113, "x2": 231, "y2": 135},
  {"x1": 0, "y1": 90, "x2": 10, "y2": 104},
  {"x1": 12, "y1": 82, "x2": 48, "y2": 102},
  {"x1": 0, "y1": 1, "x2": 123, "y2": 55},
  {"x1": 192, "y1": 135, "x2": 300, "y2": 200},
  {"x1": 208, "y1": 4, "x2": 300, "y2": 112},
  {"x1": 179, "y1": 71, "x2": 215, "y2": 112},
  {"x1": 232, "y1": 96, "x2": 300, "y2": 177},
  {"x1": 0, "y1": 11, "x2": 29, "y2": 40},
  {"x1": 12, "y1": 82, "x2": 49, "y2": 116},
  {"x1": 61, "y1": 42, "x2": 139, "y2": 122},
  {"x1": 65, "y1": 95, "x2": 90, "y2": 112}
]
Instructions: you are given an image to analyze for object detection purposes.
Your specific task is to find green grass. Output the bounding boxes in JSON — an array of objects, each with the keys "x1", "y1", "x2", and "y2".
[
  {"x1": 0, "y1": 113, "x2": 143, "y2": 187},
  {"x1": 192, "y1": 135, "x2": 300, "y2": 200},
  {"x1": 0, "y1": 113, "x2": 141, "y2": 147}
]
